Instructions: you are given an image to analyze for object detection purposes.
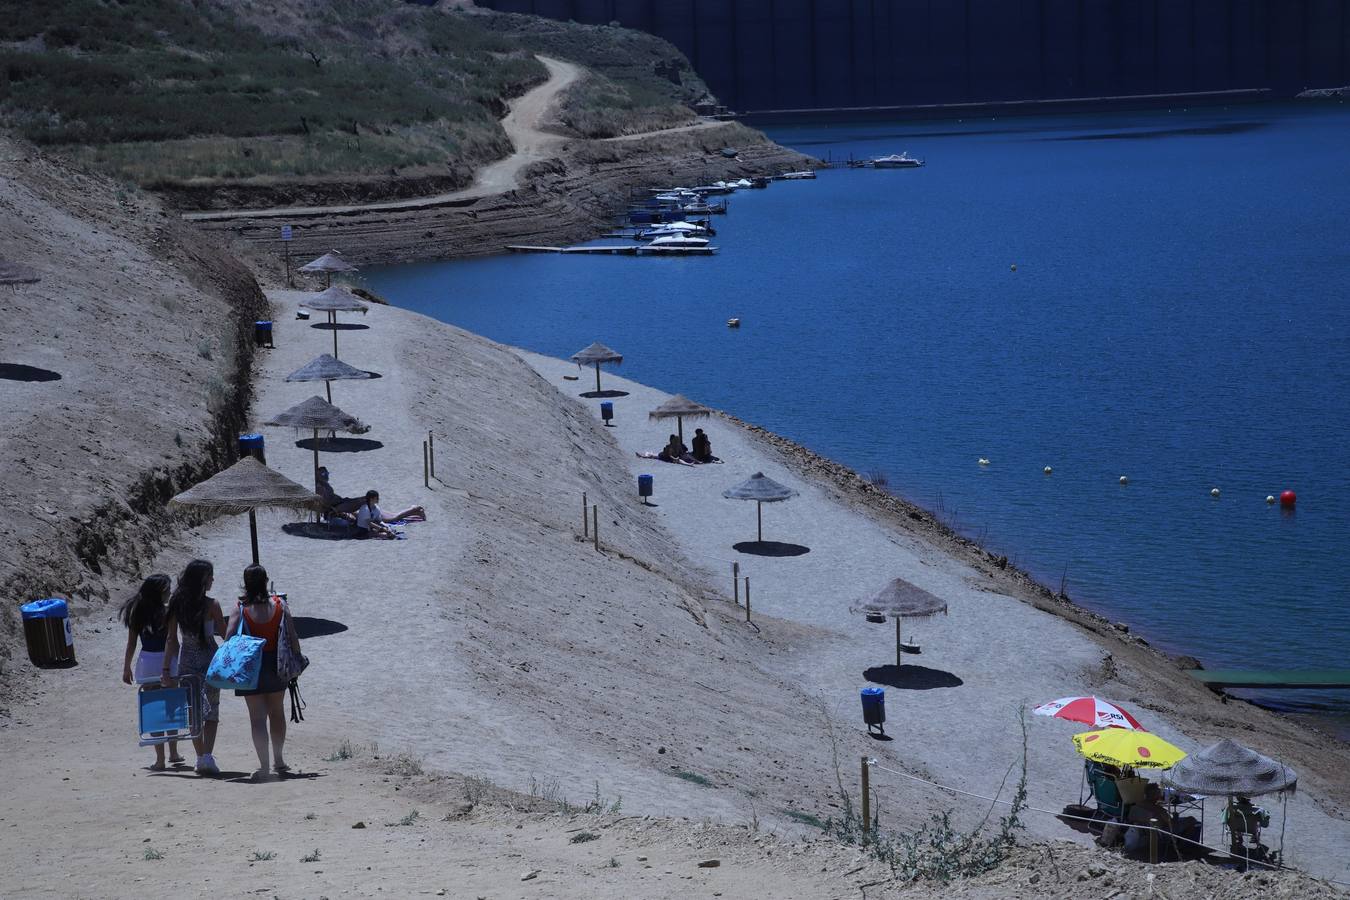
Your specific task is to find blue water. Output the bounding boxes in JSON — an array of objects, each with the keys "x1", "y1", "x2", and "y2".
[{"x1": 368, "y1": 103, "x2": 1350, "y2": 726}]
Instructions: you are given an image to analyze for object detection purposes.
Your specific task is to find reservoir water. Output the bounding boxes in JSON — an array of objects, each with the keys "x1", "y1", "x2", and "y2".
[{"x1": 368, "y1": 103, "x2": 1350, "y2": 731}]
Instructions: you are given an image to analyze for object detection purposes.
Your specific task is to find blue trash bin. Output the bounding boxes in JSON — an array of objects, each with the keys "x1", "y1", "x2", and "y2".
[
  {"x1": 254, "y1": 320, "x2": 274, "y2": 347},
  {"x1": 21, "y1": 598, "x2": 76, "y2": 668},
  {"x1": 860, "y1": 686, "x2": 885, "y2": 735},
  {"x1": 638, "y1": 474, "x2": 653, "y2": 500},
  {"x1": 238, "y1": 432, "x2": 266, "y2": 464},
  {"x1": 600, "y1": 401, "x2": 614, "y2": 424}
]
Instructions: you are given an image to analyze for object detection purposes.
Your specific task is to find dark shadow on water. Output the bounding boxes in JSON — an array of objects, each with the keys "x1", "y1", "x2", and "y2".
[
  {"x1": 282, "y1": 521, "x2": 355, "y2": 541},
  {"x1": 311, "y1": 322, "x2": 369, "y2": 331},
  {"x1": 293, "y1": 616, "x2": 349, "y2": 639},
  {"x1": 733, "y1": 540, "x2": 811, "y2": 557},
  {"x1": 1044, "y1": 122, "x2": 1267, "y2": 142},
  {"x1": 0, "y1": 363, "x2": 62, "y2": 382},
  {"x1": 579, "y1": 389, "x2": 629, "y2": 398},
  {"x1": 296, "y1": 437, "x2": 384, "y2": 453},
  {"x1": 864, "y1": 664, "x2": 963, "y2": 690}
]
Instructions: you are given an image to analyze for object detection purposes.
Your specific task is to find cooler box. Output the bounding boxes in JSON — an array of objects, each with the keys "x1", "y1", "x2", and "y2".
[
  {"x1": 254, "y1": 320, "x2": 274, "y2": 347},
  {"x1": 638, "y1": 474, "x2": 653, "y2": 498},
  {"x1": 860, "y1": 686, "x2": 885, "y2": 733},
  {"x1": 138, "y1": 675, "x2": 203, "y2": 747},
  {"x1": 238, "y1": 432, "x2": 265, "y2": 464},
  {"x1": 21, "y1": 598, "x2": 76, "y2": 668}
]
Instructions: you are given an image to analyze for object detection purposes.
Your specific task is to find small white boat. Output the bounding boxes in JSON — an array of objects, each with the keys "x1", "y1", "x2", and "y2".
[
  {"x1": 638, "y1": 235, "x2": 717, "y2": 255},
  {"x1": 778, "y1": 170, "x2": 817, "y2": 180},
  {"x1": 733, "y1": 178, "x2": 752, "y2": 188},
  {"x1": 871, "y1": 152, "x2": 924, "y2": 168},
  {"x1": 637, "y1": 221, "x2": 712, "y2": 239}
]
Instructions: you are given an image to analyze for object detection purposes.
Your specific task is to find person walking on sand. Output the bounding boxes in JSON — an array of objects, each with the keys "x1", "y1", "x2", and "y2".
[
  {"x1": 226, "y1": 564, "x2": 301, "y2": 781},
  {"x1": 120, "y1": 573, "x2": 183, "y2": 770},
  {"x1": 162, "y1": 559, "x2": 227, "y2": 776}
]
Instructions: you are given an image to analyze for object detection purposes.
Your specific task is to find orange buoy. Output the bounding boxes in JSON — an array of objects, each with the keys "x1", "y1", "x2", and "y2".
[{"x1": 1280, "y1": 490, "x2": 1297, "y2": 508}]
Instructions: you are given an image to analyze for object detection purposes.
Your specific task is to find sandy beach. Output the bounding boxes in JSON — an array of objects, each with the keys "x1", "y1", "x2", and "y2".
[{"x1": 4, "y1": 284, "x2": 1348, "y2": 896}]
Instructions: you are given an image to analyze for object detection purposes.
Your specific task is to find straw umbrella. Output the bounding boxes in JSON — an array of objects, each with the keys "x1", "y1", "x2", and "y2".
[
  {"x1": 299, "y1": 286, "x2": 368, "y2": 359},
  {"x1": 649, "y1": 394, "x2": 712, "y2": 443},
  {"x1": 850, "y1": 577, "x2": 948, "y2": 667},
  {"x1": 171, "y1": 456, "x2": 323, "y2": 564},
  {"x1": 0, "y1": 257, "x2": 40, "y2": 287},
  {"x1": 285, "y1": 353, "x2": 372, "y2": 403},
  {"x1": 1164, "y1": 739, "x2": 1296, "y2": 796},
  {"x1": 722, "y1": 472, "x2": 798, "y2": 543},
  {"x1": 298, "y1": 250, "x2": 357, "y2": 288},
  {"x1": 263, "y1": 395, "x2": 367, "y2": 487},
  {"x1": 570, "y1": 341, "x2": 623, "y2": 394}
]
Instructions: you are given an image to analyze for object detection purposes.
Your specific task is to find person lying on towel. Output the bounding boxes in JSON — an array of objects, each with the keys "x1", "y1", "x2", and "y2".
[{"x1": 355, "y1": 490, "x2": 426, "y2": 539}]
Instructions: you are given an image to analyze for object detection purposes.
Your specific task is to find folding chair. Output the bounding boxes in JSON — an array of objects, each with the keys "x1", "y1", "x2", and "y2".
[{"x1": 138, "y1": 675, "x2": 203, "y2": 747}]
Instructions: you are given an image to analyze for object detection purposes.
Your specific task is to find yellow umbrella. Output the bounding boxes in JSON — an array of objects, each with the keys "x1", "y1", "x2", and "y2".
[{"x1": 1073, "y1": 729, "x2": 1186, "y2": 770}]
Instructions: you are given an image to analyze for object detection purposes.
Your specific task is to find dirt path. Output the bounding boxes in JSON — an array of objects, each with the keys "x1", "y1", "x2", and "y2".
[{"x1": 183, "y1": 56, "x2": 583, "y2": 223}]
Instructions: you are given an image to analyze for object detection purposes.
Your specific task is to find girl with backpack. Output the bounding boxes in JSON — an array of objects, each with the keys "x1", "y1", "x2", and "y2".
[{"x1": 119, "y1": 573, "x2": 183, "y2": 770}]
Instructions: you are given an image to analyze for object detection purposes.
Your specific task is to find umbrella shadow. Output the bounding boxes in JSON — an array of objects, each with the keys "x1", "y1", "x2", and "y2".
[
  {"x1": 863, "y1": 664, "x2": 963, "y2": 690},
  {"x1": 0, "y1": 363, "x2": 61, "y2": 382},
  {"x1": 293, "y1": 616, "x2": 349, "y2": 639},
  {"x1": 361, "y1": 370, "x2": 383, "y2": 379},
  {"x1": 311, "y1": 322, "x2": 370, "y2": 331},
  {"x1": 282, "y1": 521, "x2": 357, "y2": 541},
  {"x1": 733, "y1": 540, "x2": 811, "y2": 557},
  {"x1": 296, "y1": 437, "x2": 384, "y2": 453},
  {"x1": 579, "y1": 389, "x2": 629, "y2": 398}
]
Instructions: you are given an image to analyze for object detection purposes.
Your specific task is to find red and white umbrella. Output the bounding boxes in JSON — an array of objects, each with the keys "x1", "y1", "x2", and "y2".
[{"x1": 1033, "y1": 696, "x2": 1146, "y2": 731}]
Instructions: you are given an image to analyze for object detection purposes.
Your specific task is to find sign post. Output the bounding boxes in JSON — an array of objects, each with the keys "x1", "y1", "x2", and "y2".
[{"x1": 281, "y1": 224, "x2": 294, "y2": 287}]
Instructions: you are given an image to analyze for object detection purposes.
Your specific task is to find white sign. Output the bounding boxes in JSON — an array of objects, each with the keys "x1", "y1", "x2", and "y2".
[{"x1": 281, "y1": 225, "x2": 293, "y2": 242}]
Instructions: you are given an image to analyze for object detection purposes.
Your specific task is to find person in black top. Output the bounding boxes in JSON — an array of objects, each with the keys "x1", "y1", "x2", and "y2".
[
  {"x1": 120, "y1": 574, "x2": 183, "y2": 770},
  {"x1": 691, "y1": 428, "x2": 720, "y2": 463}
]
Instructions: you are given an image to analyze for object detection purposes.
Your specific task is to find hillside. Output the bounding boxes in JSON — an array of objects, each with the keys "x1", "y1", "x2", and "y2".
[{"x1": 0, "y1": 0, "x2": 707, "y2": 205}]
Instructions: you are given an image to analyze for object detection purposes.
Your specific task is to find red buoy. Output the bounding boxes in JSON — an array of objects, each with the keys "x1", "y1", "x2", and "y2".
[{"x1": 1280, "y1": 490, "x2": 1297, "y2": 508}]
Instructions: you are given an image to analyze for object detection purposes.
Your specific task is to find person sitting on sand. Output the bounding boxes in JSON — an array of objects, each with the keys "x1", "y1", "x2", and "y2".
[
  {"x1": 120, "y1": 573, "x2": 183, "y2": 771},
  {"x1": 355, "y1": 490, "x2": 426, "y2": 539},
  {"x1": 657, "y1": 434, "x2": 694, "y2": 466},
  {"x1": 1121, "y1": 783, "x2": 1199, "y2": 855},
  {"x1": 690, "y1": 428, "x2": 721, "y2": 463},
  {"x1": 315, "y1": 466, "x2": 364, "y2": 518}
]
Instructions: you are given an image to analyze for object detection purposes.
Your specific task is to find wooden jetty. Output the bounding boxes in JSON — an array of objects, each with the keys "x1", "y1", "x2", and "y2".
[
  {"x1": 1186, "y1": 669, "x2": 1350, "y2": 690},
  {"x1": 505, "y1": 245, "x2": 638, "y2": 255}
]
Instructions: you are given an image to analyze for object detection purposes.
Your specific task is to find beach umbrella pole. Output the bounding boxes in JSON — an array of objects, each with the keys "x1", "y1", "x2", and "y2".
[
  {"x1": 896, "y1": 618, "x2": 903, "y2": 668},
  {"x1": 594, "y1": 362, "x2": 601, "y2": 393},
  {"x1": 757, "y1": 501, "x2": 762, "y2": 542},
  {"x1": 248, "y1": 509, "x2": 260, "y2": 565},
  {"x1": 677, "y1": 415, "x2": 684, "y2": 443},
  {"x1": 324, "y1": 380, "x2": 332, "y2": 403},
  {"x1": 331, "y1": 312, "x2": 339, "y2": 358},
  {"x1": 311, "y1": 428, "x2": 320, "y2": 488}
]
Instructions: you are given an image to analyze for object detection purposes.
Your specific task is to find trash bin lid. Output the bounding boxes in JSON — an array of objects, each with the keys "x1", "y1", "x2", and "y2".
[
  {"x1": 861, "y1": 686, "x2": 884, "y2": 698},
  {"x1": 21, "y1": 598, "x2": 68, "y2": 619}
]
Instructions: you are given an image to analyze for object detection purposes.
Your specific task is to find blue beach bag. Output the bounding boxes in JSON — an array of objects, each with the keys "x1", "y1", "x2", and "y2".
[{"x1": 205, "y1": 605, "x2": 264, "y2": 691}]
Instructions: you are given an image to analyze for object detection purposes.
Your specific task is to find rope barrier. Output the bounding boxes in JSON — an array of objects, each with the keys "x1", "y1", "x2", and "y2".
[{"x1": 862, "y1": 759, "x2": 1350, "y2": 888}]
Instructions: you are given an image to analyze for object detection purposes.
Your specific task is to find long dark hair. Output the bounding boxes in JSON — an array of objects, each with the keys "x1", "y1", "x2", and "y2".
[
  {"x1": 241, "y1": 564, "x2": 269, "y2": 605},
  {"x1": 119, "y1": 574, "x2": 170, "y2": 636},
  {"x1": 168, "y1": 559, "x2": 215, "y2": 644}
]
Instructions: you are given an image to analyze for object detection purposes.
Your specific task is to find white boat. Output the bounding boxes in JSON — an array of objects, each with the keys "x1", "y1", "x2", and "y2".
[
  {"x1": 638, "y1": 235, "x2": 717, "y2": 255},
  {"x1": 871, "y1": 152, "x2": 924, "y2": 168},
  {"x1": 778, "y1": 170, "x2": 817, "y2": 180},
  {"x1": 637, "y1": 221, "x2": 712, "y2": 239},
  {"x1": 733, "y1": 178, "x2": 752, "y2": 188}
]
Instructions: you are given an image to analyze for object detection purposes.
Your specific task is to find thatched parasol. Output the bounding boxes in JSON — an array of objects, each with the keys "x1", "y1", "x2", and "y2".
[
  {"x1": 298, "y1": 251, "x2": 357, "y2": 288},
  {"x1": 300, "y1": 287, "x2": 368, "y2": 358},
  {"x1": 285, "y1": 353, "x2": 372, "y2": 403},
  {"x1": 649, "y1": 394, "x2": 712, "y2": 443},
  {"x1": 570, "y1": 341, "x2": 623, "y2": 394},
  {"x1": 850, "y1": 577, "x2": 948, "y2": 667},
  {"x1": 1164, "y1": 739, "x2": 1297, "y2": 798},
  {"x1": 171, "y1": 456, "x2": 322, "y2": 564},
  {"x1": 0, "y1": 257, "x2": 40, "y2": 287},
  {"x1": 264, "y1": 395, "x2": 367, "y2": 486},
  {"x1": 722, "y1": 472, "x2": 798, "y2": 543}
]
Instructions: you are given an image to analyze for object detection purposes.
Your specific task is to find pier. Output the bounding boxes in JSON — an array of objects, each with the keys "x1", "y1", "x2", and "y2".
[
  {"x1": 1186, "y1": 669, "x2": 1350, "y2": 690},
  {"x1": 506, "y1": 245, "x2": 639, "y2": 255}
]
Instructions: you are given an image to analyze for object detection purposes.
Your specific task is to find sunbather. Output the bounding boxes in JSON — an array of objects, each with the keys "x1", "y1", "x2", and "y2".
[
  {"x1": 658, "y1": 434, "x2": 695, "y2": 465},
  {"x1": 315, "y1": 467, "x2": 364, "y2": 517},
  {"x1": 355, "y1": 490, "x2": 425, "y2": 539},
  {"x1": 691, "y1": 428, "x2": 721, "y2": 463}
]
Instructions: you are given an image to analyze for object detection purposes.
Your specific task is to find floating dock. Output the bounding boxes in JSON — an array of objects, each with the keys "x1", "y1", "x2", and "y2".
[
  {"x1": 505, "y1": 245, "x2": 638, "y2": 255},
  {"x1": 1186, "y1": 669, "x2": 1350, "y2": 690}
]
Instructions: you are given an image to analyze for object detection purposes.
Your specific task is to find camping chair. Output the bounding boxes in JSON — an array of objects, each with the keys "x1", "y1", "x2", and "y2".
[
  {"x1": 1084, "y1": 761, "x2": 1125, "y2": 820},
  {"x1": 1223, "y1": 798, "x2": 1269, "y2": 860},
  {"x1": 138, "y1": 675, "x2": 203, "y2": 747}
]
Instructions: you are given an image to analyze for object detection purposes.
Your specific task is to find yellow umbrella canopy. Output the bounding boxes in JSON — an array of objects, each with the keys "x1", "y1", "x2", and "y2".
[{"x1": 1073, "y1": 729, "x2": 1187, "y2": 770}]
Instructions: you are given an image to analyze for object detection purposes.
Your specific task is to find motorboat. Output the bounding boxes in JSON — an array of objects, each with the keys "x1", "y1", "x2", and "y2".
[
  {"x1": 636, "y1": 221, "x2": 713, "y2": 239},
  {"x1": 778, "y1": 170, "x2": 816, "y2": 180},
  {"x1": 871, "y1": 152, "x2": 924, "y2": 168},
  {"x1": 638, "y1": 235, "x2": 717, "y2": 255}
]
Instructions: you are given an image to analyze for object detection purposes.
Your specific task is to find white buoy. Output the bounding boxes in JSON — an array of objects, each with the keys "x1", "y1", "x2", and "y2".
[
  {"x1": 1010, "y1": 263, "x2": 1017, "y2": 272},
  {"x1": 1043, "y1": 466, "x2": 1053, "y2": 475},
  {"x1": 1210, "y1": 487, "x2": 1221, "y2": 498},
  {"x1": 1266, "y1": 495, "x2": 1276, "y2": 504},
  {"x1": 978, "y1": 458, "x2": 990, "y2": 466},
  {"x1": 1119, "y1": 476, "x2": 1128, "y2": 485}
]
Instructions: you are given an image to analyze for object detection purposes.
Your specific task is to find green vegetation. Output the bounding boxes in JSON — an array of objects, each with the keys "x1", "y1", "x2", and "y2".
[
  {"x1": 142, "y1": 847, "x2": 164, "y2": 861},
  {"x1": 569, "y1": 831, "x2": 600, "y2": 844},
  {"x1": 301, "y1": 849, "x2": 321, "y2": 863},
  {"x1": 670, "y1": 769, "x2": 713, "y2": 787},
  {"x1": 0, "y1": 0, "x2": 708, "y2": 198},
  {"x1": 248, "y1": 850, "x2": 277, "y2": 862}
]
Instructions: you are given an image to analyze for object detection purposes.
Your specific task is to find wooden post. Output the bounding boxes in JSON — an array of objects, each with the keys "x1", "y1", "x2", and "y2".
[
  {"x1": 594, "y1": 361, "x2": 602, "y2": 394},
  {"x1": 582, "y1": 492, "x2": 589, "y2": 537},
  {"x1": 861, "y1": 757, "x2": 871, "y2": 834},
  {"x1": 592, "y1": 505, "x2": 599, "y2": 551},
  {"x1": 896, "y1": 618, "x2": 903, "y2": 668},
  {"x1": 756, "y1": 501, "x2": 763, "y2": 542},
  {"x1": 732, "y1": 561, "x2": 740, "y2": 605},
  {"x1": 1148, "y1": 818, "x2": 1158, "y2": 864},
  {"x1": 428, "y1": 431, "x2": 435, "y2": 479},
  {"x1": 744, "y1": 576, "x2": 751, "y2": 622},
  {"x1": 284, "y1": 241, "x2": 292, "y2": 287},
  {"x1": 247, "y1": 509, "x2": 260, "y2": 566},
  {"x1": 331, "y1": 311, "x2": 339, "y2": 358},
  {"x1": 422, "y1": 441, "x2": 429, "y2": 488}
]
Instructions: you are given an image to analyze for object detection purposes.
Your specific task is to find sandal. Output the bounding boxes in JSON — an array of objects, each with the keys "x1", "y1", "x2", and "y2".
[
  {"x1": 169, "y1": 754, "x2": 187, "y2": 764},
  {"x1": 149, "y1": 762, "x2": 167, "y2": 772},
  {"x1": 274, "y1": 763, "x2": 291, "y2": 774}
]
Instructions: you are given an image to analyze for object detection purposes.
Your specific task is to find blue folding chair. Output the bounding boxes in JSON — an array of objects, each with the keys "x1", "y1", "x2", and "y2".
[{"x1": 138, "y1": 675, "x2": 203, "y2": 747}]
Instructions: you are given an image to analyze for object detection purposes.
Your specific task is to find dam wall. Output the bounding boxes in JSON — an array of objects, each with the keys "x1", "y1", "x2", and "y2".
[{"x1": 477, "y1": 0, "x2": 1350, "y2": 112}]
